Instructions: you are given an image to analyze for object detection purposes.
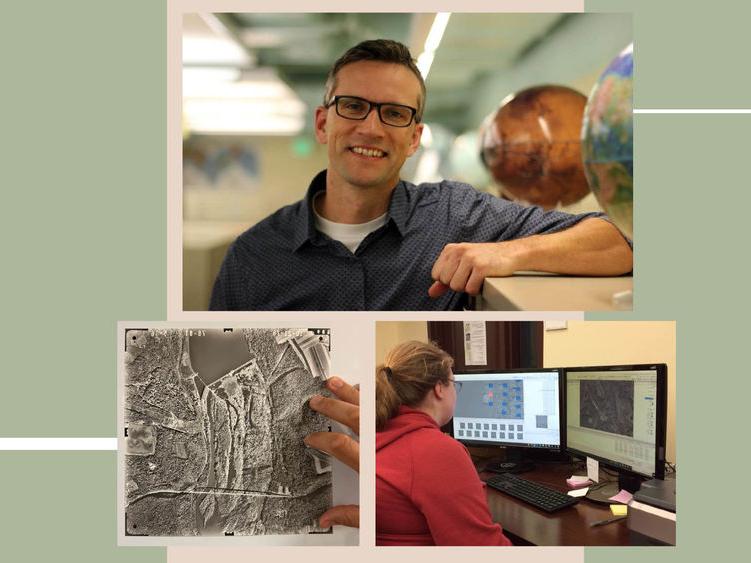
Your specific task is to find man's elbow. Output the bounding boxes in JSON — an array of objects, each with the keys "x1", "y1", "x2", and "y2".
[
  {"x1": 600, "y1": 221, "x2": 633, "y2": 275},
  {"x1": 608, "y1": 239, "x2": 633, "y2": 275}
]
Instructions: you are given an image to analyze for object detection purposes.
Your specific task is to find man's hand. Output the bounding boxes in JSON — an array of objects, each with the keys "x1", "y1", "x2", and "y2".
[
  {"x1": 429, "y1": 242, "x2": 517, "y2": 298},
  {"x1": 428, "y1": 218, "x2": 633, "y2": 299},
  {"x1": 306, "y1": 376, "x2": 360, "y2": 528}
]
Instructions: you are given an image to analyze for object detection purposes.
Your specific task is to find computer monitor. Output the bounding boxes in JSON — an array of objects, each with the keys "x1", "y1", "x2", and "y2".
[
  {"x1": 451, "y1": 368, "x2": 563, "y2": 450},
  {"x1": 564, "y1": 364, "x2": 667, "y2": 487}
]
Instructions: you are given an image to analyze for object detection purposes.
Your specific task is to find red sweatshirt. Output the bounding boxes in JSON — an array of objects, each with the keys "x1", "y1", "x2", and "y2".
[{"x1": 376, "y1": 406, "x2": 512, "y2": 546}]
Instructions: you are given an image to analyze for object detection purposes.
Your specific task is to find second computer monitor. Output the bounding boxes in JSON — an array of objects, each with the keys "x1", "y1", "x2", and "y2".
[
  {"x1": 564, "y1": 364, "x2": 667, "y2": 479},
  {"x1": 452, "y1": 368, "x2": 562, "y2": 449}
]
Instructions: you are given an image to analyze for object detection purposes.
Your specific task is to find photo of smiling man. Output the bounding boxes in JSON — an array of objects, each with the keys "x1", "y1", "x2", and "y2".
[{"x1": 209, "y1": 39, "x2": 632, "y2": 311}]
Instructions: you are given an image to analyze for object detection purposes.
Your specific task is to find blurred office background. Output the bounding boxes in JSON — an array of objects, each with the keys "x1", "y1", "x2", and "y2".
[{"x1": 183, "y1": 13, "x2": 632, "y2": 310}]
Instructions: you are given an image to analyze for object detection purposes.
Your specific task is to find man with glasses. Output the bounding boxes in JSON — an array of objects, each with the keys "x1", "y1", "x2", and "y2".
[{"x1": 210, "y1": 39, "x2": 632, "y2": 311}]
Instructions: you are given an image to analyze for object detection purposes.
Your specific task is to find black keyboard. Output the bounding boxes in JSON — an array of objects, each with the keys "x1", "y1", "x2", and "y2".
[{"x1": 485, "y1": 473, "x2": 579, "y2": 513}]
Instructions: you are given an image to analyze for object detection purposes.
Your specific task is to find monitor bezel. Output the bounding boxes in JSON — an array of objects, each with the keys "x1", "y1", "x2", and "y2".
[
  {"x1": 449, "y1": 367, "x2": 565, "y2": 451},
  {"x1": 563, "y1": 363, "x2": 668, "y2": 480}
]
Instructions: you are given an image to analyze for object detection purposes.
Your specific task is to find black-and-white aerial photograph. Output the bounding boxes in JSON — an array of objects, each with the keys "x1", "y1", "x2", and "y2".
[
  {"x1": 122, "y1": 327, "x2": 332, "y2": 537},
  {"x1": 579, "y1": 379, "x2": 634, "y2": 437}
]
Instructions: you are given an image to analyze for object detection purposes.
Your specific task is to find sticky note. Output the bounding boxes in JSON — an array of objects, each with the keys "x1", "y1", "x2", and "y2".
[
  {"x1": 608, "y1": 489, "x2": 634, "y2": 504},
  {"x1": 587, "y1": 457, "x2": 599, "y2": 483},
  {"x1": 568, "y1": 487, "x2": 589, "y2": 498},
  {"x1": 610, "y1": 504, "x2": 628, "y2": 516},
  {"x1": 567, "y1": 475, "x2": 592, "y2": 488}
]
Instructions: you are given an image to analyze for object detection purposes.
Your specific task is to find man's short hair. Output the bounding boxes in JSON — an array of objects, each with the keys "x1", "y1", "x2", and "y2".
[{"x1": 323, "y1": 39, "x2": 426, "y2": 122}]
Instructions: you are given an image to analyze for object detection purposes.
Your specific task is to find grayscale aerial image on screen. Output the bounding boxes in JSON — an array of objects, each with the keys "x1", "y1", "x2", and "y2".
[
  {"x1": 122, "y1": 327, "x2": 333, "y2": 537},
  {"x1": 579, "y1": 379, "x2": 634, "y2": 436}
]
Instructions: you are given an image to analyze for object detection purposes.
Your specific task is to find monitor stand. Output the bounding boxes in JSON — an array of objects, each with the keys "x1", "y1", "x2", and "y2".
[{"x1": 483, "y1": 449, "x2": 536, "y2": 474}]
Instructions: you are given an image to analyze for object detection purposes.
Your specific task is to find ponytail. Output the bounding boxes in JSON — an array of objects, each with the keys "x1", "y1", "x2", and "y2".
[{"x1": 375, "y1": 341, "x2": 453, "y2": 431}]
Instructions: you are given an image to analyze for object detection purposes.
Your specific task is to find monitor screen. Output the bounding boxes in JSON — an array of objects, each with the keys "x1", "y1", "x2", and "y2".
[
  {"x1": 452, "y1": 369, "x2": 562, "y2": 449},
  {"x1": 565, "y1": 364, "x2": 667, "y2": 479}
]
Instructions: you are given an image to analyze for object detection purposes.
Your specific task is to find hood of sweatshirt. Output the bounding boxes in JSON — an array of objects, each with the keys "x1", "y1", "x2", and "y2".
[{"x1": 376, "y1": 406, "x2": 439, "y2": 451}]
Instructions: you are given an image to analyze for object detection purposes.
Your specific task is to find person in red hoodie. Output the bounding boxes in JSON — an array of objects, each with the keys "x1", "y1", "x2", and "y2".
[{"x1": 376, "y1": 340, "x2": 513, "y2": 546}]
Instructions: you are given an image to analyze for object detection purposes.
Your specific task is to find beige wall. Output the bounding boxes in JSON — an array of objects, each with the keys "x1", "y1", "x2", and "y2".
[
  {"x1": 184, "y1": 135, "x2": 329, "y2": 224},
  {"x1": 375, "y1": 322, "x2": 428, "y2": 365},
  {"x1": 374, "y1": 320, "x2": 676, "y2": 463},
  {"x1": 544, "y1": 321, "x2": 676, "y2": 463},
  {"x1": 183, "y1": 135, "x2": 330, "y2": 309}
]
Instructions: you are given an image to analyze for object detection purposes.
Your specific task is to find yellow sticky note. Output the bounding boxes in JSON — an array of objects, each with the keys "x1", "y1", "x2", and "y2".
[{"x1": 610, "y1": 504, "x2": 628, "y2": 516}]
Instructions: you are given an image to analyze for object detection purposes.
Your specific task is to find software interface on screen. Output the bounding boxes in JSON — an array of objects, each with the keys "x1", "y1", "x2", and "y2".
[
  {"x1": 453, "y1": 371, "x2": 560, "y2": 448},
  {"x1": 566, "y1": 369, "x2": 658, "y2": 476}
]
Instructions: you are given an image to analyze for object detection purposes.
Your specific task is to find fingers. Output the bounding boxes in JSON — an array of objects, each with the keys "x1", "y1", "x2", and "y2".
[
  {"x1": 307, "y1": 377, "x2": 360, "y2": 471},
  {"x1": 429, "y1": 242, "x2": 513, "y2": 298},
  {"x1": 305, "y1": 431, "x2": 359, "y2": 471},
  {"x1": 309, "y1": 394, "x2": 359, "y2": 434},
  {"x1": 429, "y1": 243, "x2": 483, "y2": 297},
  {"x1": 465, "y1": 266, "x2": 487, "y2": 296},
  {"x1": 326, "y1": 376, "x2": 359, "y2": 406},
  {"x1": 428, "y1": 281, "x2": 449, "y2": 298},
  {"x1": 431, "y1": 245, "x2": 460, "y2": 286},
  {"x1": 450, "y1": 259, "x2": 473, "y2": 294},
  {"x1": 319, "y1": 504, "x2": 360, "y2": 529}
]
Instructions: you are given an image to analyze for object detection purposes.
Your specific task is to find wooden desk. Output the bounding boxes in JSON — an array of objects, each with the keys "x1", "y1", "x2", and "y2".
[
  {"x1": 478, "y1": 274, "x2": 633, "y2": 311},
  {"x1": 482, "y1": 463, "x2": 631, "y2": 546}
]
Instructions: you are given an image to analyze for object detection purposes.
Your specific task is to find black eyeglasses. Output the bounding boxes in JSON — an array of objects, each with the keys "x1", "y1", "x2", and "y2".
[{"x1": 326, "y1": 95, "x2": 419, "y2": 127}]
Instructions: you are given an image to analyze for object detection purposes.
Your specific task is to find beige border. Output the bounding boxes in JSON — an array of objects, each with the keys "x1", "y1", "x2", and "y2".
[{"x1": 168, "y1": 546, "x2": 584, "y2": 562}]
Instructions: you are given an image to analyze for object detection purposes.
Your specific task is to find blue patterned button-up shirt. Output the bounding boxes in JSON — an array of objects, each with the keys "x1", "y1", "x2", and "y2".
[{"x1": 209, "y1": 170, "x2": 606, "y2": 311}]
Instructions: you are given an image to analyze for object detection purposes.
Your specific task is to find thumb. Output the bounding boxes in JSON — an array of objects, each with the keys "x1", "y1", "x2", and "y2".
[
  {"x1": 428, "y1": 281, "x2": 449, "y2": 299},
  {"x1": 319, "y1": 504, "x2": 360, "y2": 529}
]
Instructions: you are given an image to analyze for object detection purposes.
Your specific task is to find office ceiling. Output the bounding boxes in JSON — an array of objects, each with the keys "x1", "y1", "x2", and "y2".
[{"x1": 184, "y1": 13, "x2": 567, "y2": 134}]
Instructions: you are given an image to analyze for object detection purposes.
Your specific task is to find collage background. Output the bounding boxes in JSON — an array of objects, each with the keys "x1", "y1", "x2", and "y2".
[{"x1": 2, "y1": 0, "x2": 749, "y2": 561}]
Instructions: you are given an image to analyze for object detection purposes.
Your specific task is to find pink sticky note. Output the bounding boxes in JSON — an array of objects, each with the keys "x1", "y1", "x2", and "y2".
[
  {"x1": 608, "y1": 489, "x2": 634, "y2": 504},
  {"x1": 566, "y1": 476, "x2": 593, "y2": 489}
]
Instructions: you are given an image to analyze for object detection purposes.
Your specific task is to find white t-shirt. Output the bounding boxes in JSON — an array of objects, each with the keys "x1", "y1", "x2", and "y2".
[{"x1": 313, "y1": 200, "x2": 387, "y2": 253}]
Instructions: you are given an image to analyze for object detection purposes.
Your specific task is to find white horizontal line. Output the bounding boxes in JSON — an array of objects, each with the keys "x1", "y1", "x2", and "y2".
[
  {"x1": 0, "y1": 438, "x2": 117, "y2": 450},
  {"x1": 635, "y1": 109, "x2": 751, "y2": 114}
]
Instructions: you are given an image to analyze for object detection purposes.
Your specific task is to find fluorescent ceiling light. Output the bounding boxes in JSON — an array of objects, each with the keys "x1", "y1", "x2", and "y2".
[
  {"x1": 184, "y1": 99, "x2": 306, "y2": 135},
  {"x1": 182, "y1": 36, "x2": 252, "y2": 66},
  {"x1": 183, "y1": 67, "x2": 307, "y2": 135},
  {"x1": 183, "y1": 75, "x2": 295, "y2": 100},
  {"x1": 416, "y1": 13, "x2": 451, "y2": 80},
  {"x1": 183, "y1": 66, "x2": 241, "y2": 85},
  {"x1": 184, "y1": 100, "x2": 305, "y2": 135},
  {"x1": 416, "y1": 52, "x2": 435, "y2": 79},
  {"x1": 424, "y1": 13, "x2": 451, "y2": 53}
]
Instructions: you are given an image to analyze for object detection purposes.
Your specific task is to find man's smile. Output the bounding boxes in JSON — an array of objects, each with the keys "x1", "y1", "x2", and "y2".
[{"x1": 349, "y1": 145, "x2": 388, "y2": 159}]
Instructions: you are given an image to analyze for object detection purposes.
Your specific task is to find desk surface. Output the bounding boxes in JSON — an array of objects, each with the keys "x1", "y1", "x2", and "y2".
[
  {"x1": 479, "y1": 274, "x2": 633, "y2": 311},
  {"x1": 482, "y1": 463, "x2": 631, "y2": 546}
]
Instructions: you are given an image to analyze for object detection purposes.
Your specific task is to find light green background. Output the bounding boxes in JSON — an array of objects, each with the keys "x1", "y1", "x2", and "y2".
[
  {"x1": 1, "y1": 1, "x2": 749, "y2": 561},
  {"x1": 1, "y1": 1, "x2": 165, "y2": 437},
  {"x1": 585, "y1": 0, "x2": 751, "y2": 558},
  {"x1": 588, "y1": 0, "x2": 751, "y2": 107},
  {"x1": 0, "y1": 452, "x2": 164, "y2": 561}
]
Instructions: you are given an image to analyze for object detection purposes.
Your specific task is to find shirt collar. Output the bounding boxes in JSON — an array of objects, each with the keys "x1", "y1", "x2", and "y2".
[
  {"x1": 387, "y1": 180, "x2": 410, "y2": 236},
  {"x1": 292, "y1": 170, "x2": 408, "y2": 251},
  {"x1": 292, "y1": 169, "x2": 328, "y2": 251}
]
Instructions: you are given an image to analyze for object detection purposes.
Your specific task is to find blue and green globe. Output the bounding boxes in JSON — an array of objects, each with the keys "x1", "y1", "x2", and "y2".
[{"x1": 581, "y1": 44, "x2": 633, "y2": 239}]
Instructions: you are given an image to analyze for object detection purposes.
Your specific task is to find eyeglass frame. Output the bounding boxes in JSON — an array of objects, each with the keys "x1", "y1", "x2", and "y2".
[
  {"x1": 325, "y1": 95, "x2": 420, "y2": 127},
  {"x1": 449, "y1": 378, "x2": 463, "y2": 392}
]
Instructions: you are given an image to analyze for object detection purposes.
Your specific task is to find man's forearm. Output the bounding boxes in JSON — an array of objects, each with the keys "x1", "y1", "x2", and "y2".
[
  {"x1": 429, "y1": 217, "x2": 632, "y2": 298},
  {"x1": 501, "y1": 217, "x2": 632, "y2": 276}
]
